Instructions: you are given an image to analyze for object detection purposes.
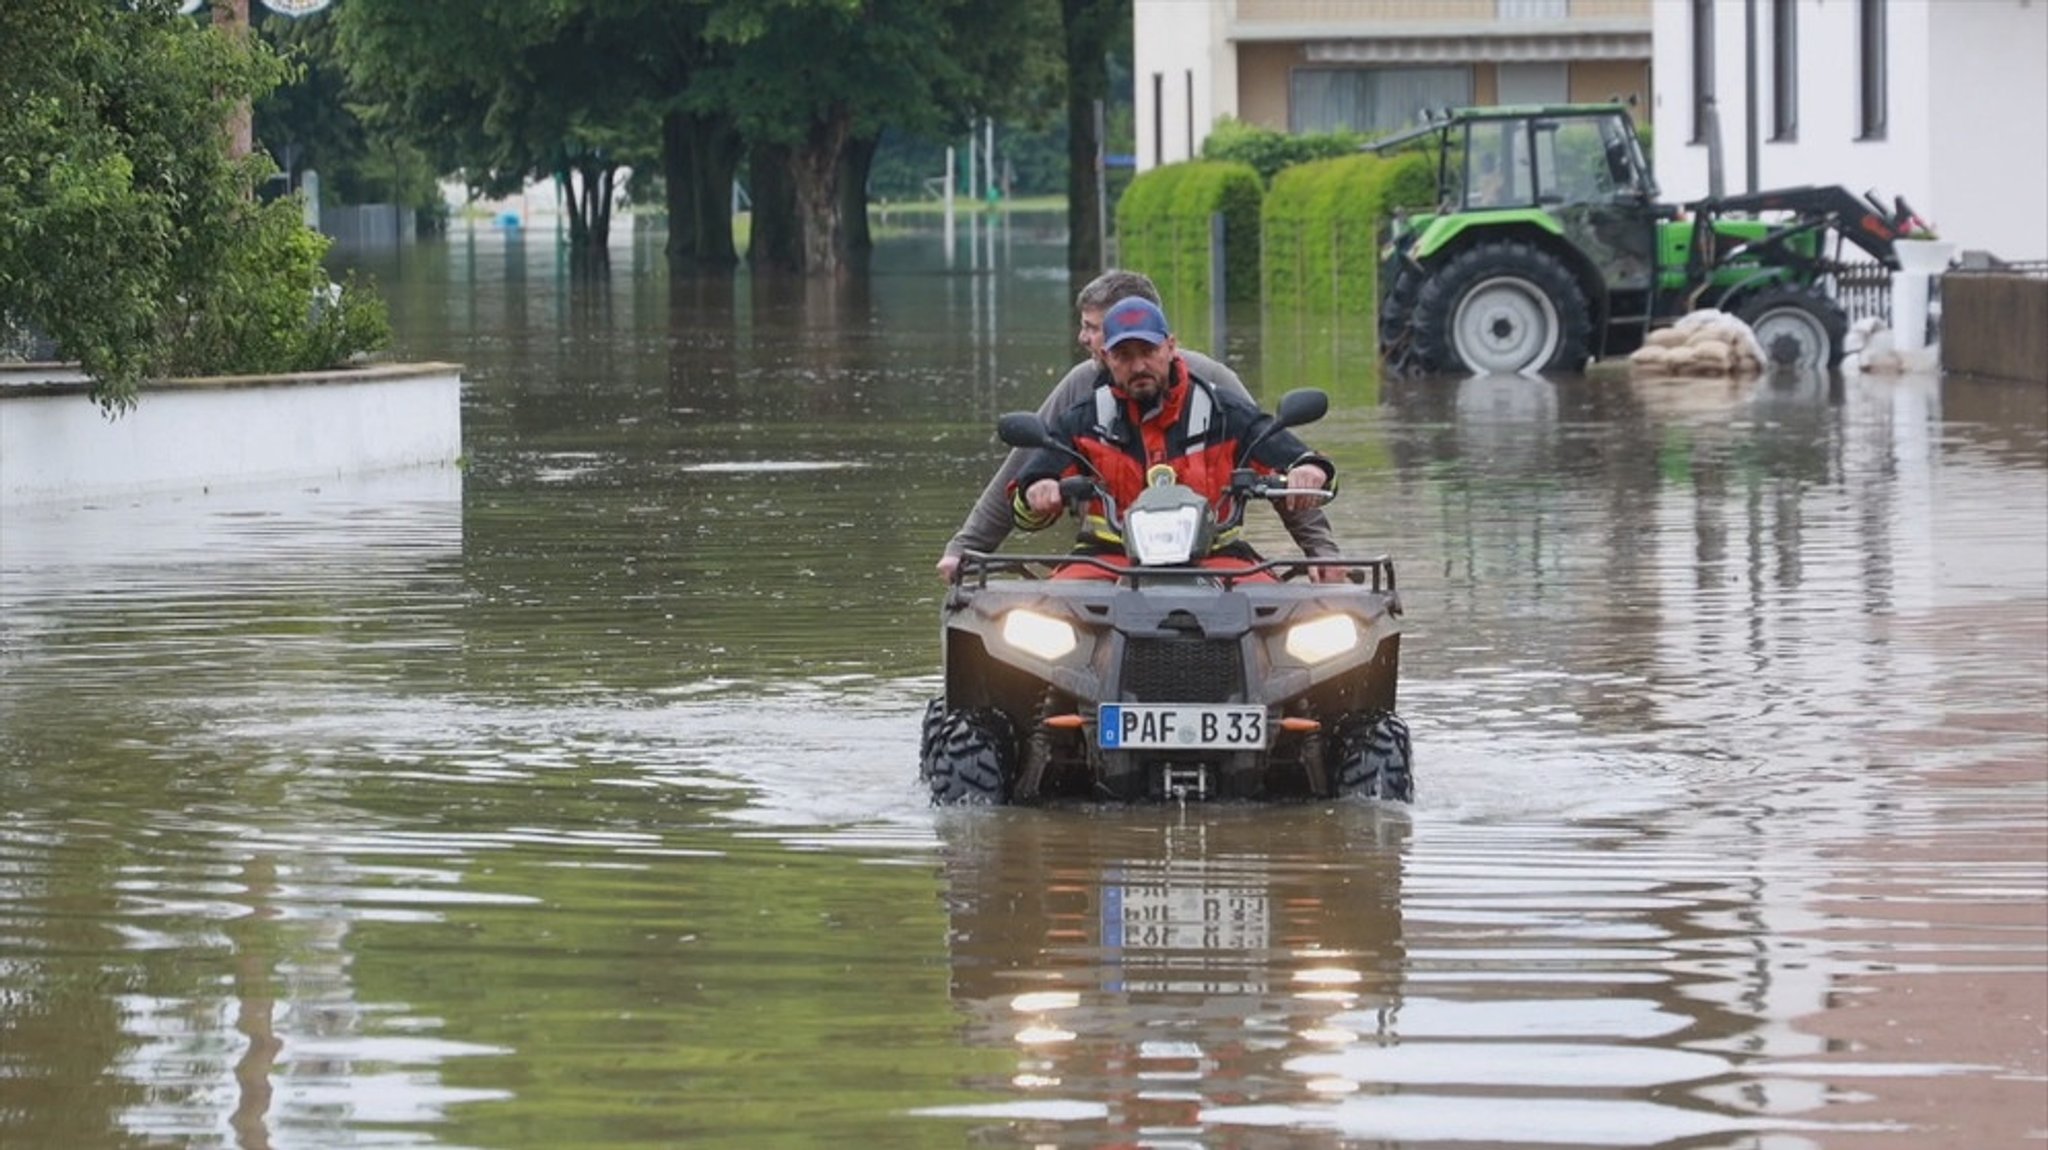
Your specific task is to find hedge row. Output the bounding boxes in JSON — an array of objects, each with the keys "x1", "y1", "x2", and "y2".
[
  {"x1": 1114, "y1": 150, "x2": 1434, "y2": 352},
  {"x1": 1114, "y1": 160, "x2": 1264, "y2": 310},
  {"x1": 1261, "y1": 151, "x2": 1435, "y2": 323}
]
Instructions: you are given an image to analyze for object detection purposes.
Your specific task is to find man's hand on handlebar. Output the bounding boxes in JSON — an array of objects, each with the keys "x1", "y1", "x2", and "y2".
[
  {"x1": 1024, "y1": 478, "x2": 1066, "y2": 517},
  {"x1": 1282, "y1": 464, "x2": 1330, "y2": 512}
]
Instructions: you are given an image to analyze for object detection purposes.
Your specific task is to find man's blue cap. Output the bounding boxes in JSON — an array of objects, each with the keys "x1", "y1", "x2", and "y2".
[{"x1": 1102, "y1": 297, "x2": 1170, "y2": 348}]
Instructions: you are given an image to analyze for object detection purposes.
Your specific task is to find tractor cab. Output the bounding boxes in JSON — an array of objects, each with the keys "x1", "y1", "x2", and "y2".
[{"x1": 1449, "y1": 106, "x2": 1656, "y2": 213}]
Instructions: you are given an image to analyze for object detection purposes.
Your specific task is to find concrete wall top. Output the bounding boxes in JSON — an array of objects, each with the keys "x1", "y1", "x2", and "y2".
[{"x1": 0, "y1": 360, "x2": 466, "y2": 398}]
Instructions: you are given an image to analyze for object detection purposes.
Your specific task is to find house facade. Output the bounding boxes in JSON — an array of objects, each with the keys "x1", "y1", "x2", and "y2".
[
  {"x1": 1131, "y1": 0, "x2": 1654, "y2": 169},
  {"x1": 1650, "y1": 0, "x2": 2045, "y2": 262}
]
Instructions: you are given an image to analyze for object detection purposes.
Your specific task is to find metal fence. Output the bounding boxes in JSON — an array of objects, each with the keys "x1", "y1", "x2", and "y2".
[{"x1": 1831, "y1": 260, "x2": 1892, "y2": 325}]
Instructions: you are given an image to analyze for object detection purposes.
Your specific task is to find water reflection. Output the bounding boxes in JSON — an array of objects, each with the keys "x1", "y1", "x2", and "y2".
[{"x1": 922, "y1": 806, "x2": 1408, "y2": 1140}]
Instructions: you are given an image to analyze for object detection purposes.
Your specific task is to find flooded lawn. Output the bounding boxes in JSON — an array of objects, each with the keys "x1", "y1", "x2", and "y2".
[{"x1": 2, "y1": 221, "x2": 2043, "y2": 1149}]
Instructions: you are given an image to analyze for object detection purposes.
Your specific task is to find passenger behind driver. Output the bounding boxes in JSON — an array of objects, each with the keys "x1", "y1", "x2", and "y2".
[
  {"x1": 934, "y1": 269, "x2": 1346, "y2": 583},
  {"x1": 1009, "y1": 297, "x2": 1335, "y2": 581}
]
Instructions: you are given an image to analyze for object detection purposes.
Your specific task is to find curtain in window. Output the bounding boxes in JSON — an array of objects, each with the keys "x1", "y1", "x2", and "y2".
[{"x1": 1291, "y1": 68, "x2": 1473, "y2": 135}]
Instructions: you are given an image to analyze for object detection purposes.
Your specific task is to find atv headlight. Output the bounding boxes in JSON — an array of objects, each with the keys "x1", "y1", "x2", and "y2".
[
  {"x1": 1127, "y1": 504, "x2": 1201, "y2": 565},
  {"x1": 1285, "y1": 613, "x2": 1359, "y2": 664},
  {"x1": 1002, "y1": 608, "x2": 1077, "y2": 660}
]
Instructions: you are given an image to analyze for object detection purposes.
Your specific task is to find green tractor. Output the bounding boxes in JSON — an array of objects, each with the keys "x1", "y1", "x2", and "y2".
[{"x1": 1374, "y1": 103, "x2": 1928, "y2": 377}]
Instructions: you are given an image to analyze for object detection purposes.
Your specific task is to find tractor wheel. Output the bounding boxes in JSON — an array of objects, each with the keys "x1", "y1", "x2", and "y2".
[
  {"x1": 924, "y1": 708, "x2": 1014, "y2": 806},
  {"x1": 1378, "y1": 262, "x2": 1427, "y2": 377},
  {"x1": 1410, "y1": 241, "x2": 1591, "y2": 376},
  {"x1": 1335, "y1": 713, "x2": 1414, "y2": 802},
  {"x1": 1737, "y1": 285, "x2": 1848, "y2": 369}
]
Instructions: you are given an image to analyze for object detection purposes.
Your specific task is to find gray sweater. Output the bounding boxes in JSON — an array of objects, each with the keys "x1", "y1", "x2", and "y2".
[{"x1": 942, "y1": 349, "x2": 1341, "y2": 559}]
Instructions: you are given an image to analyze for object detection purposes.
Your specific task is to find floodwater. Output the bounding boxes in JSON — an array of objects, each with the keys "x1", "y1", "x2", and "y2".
[{"x1": 2, "y1": 218, "x2": 2044, "y2": 1149}]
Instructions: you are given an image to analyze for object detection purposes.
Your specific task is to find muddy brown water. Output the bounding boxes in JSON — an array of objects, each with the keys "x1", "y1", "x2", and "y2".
[{"x1": 2, "y1": 220, "x2": 2043, "y2": 1149}]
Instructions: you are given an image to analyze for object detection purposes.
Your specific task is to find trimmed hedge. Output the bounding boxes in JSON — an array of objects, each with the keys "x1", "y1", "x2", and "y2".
[
  {"x1": 1115, "y1": 160, "x2": 1265, "y2": 310},
  {"x1": 1260, "y1": 150, "x2": 1436, "y2": 330},
  {"x1": 1201, "y1": 116, "x2": 1366, "y2": 184}
]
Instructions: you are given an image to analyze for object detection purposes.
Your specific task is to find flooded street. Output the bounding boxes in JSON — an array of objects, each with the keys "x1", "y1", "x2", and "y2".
[{"x1": 2, "y1": 220, "x2": 2044, "y2": 1149}]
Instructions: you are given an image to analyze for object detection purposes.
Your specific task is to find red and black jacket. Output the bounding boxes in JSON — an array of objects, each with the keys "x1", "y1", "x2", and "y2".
[{"x1": 1010, "y1": 356, "x2": 1335, "y2": 555}]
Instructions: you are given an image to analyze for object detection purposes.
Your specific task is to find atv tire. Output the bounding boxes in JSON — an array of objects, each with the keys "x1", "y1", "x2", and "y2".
[
  {"x1": 924, "y1": 708, "x2": 1014, "y2": 806},
  {"x1": 1410, "y1": 241, "x2": 1591, "y2": 376},
  {"x1": 1336, "y1": 713, "x2": 1414, "y2": 802},
  {"x1": 918, "y1": 697, "x2": 946, "y2": 764},
  {"x1": 1737, "y1": 285, "x2": 1848, "y2": 369}
]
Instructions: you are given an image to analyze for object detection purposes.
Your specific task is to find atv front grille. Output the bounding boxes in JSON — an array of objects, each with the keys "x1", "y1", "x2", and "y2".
[{"x1": 1122, "y1": 638, "x2": 1242, "y2": 703}]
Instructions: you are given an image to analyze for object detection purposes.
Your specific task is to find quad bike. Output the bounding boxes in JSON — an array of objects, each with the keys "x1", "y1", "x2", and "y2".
[
  {"x1": 1373, "y1": 103, "x2": 1931, "y2": 375},
  {"x1": 918, "y1": 388, "x2": 1411, "y2": 806}
]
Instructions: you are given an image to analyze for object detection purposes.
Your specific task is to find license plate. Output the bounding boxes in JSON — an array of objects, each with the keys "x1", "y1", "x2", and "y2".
[{"x1": 1097, "y1": 704, "x2": 1267, "y2": 750}]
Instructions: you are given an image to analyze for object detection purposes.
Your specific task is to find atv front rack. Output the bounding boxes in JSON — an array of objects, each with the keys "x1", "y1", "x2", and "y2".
[{"x1": 955, "y1": 551, "x2": 1398, "y2": 593}]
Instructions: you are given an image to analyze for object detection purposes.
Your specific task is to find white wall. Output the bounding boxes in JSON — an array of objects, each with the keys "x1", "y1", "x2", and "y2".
[
  {"x1": 1654, "y1": 0, "x2": 2046, "y2": 260},
  {"x1": 0, "y1": 366, "x2": 464, "y2": 506},
  {"x1": 1134, "y1": 0, "x2": 1231, "y2": 171},
  {"x1": 1928, "y1": 1, "x2": 2048, "y2": 261}
]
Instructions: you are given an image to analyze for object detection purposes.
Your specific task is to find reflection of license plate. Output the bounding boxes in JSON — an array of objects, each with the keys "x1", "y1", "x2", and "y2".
[
  {"x1": 1105, "y1": 883, "x2": 1270, "y2": 955},
  {"x1": 1098, "y1": 704, "x2": 1266, "y2": 750}
]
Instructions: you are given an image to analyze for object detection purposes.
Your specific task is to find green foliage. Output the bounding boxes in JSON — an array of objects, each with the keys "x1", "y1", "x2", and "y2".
[
  {"x1": 0, "y1": 0, "x2": 388, "y2": 411},
  {"x1": 1259, "y1": 150, "x2": 1434, "y2": 332},
  {"x1": 252, "y1": 10, "x2": 443, "y2": 216},
  {"x1": 1201, "y1": 117, "x2": 1367, "y2": 184},
  {"x1": 162, "y1": 199, "x2": 390, "y2": 379},
  {"x1": 1115, "y1": 161, "x2": 1264, "y2": 312}
]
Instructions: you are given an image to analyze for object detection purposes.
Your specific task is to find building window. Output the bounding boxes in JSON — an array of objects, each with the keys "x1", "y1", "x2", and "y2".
[
  {"x1": 1858, "y1": 0, "x2": 1887, "y2": 139},
  {"x1": 1770, "y1": 0, "x2": 1798, "y2": 140},
  {"x1": 1290, "y1": 67, "x2": 1471, "y2": 136},
  {"x1": 1690, "y1": 0, "x2": 1715, "y2": 144}
]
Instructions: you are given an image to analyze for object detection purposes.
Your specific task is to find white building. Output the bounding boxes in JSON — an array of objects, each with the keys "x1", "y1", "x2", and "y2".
[
  {"x1": 1132, "y1": 0, "x2": 1654, "y2": 170},
  {"x1": 1650, "y1": 0, "x2": 2047, "y2": 262}
]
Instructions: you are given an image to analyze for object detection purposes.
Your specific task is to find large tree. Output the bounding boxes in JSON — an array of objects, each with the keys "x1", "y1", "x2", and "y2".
[
  {"x1": 338, "y1": 1, "x2": 652, "y2": 252},
  {"x1": 720, "y1": 0, "x2": 1060, "y2": 274},
  {"x1": 0, "y1": 0, "x2": 387, "y2": 410},
  {"x1": 327, "y1": 0, "x2": 1071, "y2": 276}
]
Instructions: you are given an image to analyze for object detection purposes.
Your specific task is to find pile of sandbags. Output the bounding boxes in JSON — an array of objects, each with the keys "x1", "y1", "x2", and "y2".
[{"x1": 1627, "y1": 310, "x2": 1767, "y2": 378}]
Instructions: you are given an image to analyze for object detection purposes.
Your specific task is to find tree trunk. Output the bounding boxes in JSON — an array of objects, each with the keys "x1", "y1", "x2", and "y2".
[
  {"x1": 748, "y1": 143, "x2": 802, "y2": 274},
  {"x1": 662, "y1": 110, "x2": 740, "y2": 272},
  {"x1": 787, "y1": 107, "x2": 851, "y2": 276},
  {"x1": 589, "y1": 160, "x2": 613, "y2": 247},
  {"x1": 836, "y1": 132, "x2": 879, "y2": 272},
  {"x1": 1062, "y1": 0, "x2": 1121, "y2": 280},
  {"x1": 561, "y1": 163, "x2": 588, "y2": 247},
  {"x1": 214, "y1": 0, "x2": 253, "y2": 160}
]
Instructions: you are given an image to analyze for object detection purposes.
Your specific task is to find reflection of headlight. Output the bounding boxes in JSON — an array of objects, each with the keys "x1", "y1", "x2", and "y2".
[
  {"x1": 1002, "y1": 609, "x2": 1077, "y2": 660},
  {"x1": 1127, "y1": 505, "x2": 1200, "y2": 565},
  {"x1": 1285, "y1": 614, "x2": 1359, "y2": 663}
]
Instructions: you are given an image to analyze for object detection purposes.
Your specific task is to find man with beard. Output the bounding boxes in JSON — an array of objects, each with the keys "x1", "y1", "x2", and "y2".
[{"x1": 1010, "y1": 296, "x2": 1336, "y2": 580}]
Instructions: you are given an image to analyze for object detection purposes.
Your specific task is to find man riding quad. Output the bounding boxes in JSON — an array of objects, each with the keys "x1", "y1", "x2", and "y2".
[
  {"x1": 920, "y1": 297, "x2": 1413, "y2": 806},
  {"x1": 1010, "y1": 296, "x2": 1336, "y2": 576}
]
